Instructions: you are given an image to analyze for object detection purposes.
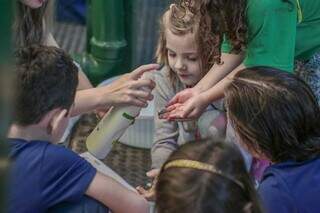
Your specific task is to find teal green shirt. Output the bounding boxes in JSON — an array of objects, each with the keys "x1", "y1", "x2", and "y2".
[{"x1": 222, "y1": 0, "x2": 320, "y2": 72}]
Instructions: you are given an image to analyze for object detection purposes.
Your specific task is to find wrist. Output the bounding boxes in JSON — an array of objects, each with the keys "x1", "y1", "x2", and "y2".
[
  {"x1": 96, "y1": 87, "x2": 112, "y2": 108},
  {"x1": 194, "y1": 84, "x2": 205, "y2": 94},
  {"x1": 198, "y1": 92, "x2": 211, "y2": 107}
]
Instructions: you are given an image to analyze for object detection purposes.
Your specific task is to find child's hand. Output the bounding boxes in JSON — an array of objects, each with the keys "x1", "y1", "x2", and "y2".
[
  {"x1": 136, "y1": 169, "x2": 160, "y2": 201},
  {"x1": 146, "y1": 168, "x2": 160, "y2": 178},
  {"x1": 136, "y1": 185, "x2": 155, "y2": 201},
  {"x1": 164, "y1": 91, "x2": 209, "y2": 120},
  {"x1": 166, "y1": 87, "x2": 200, "y2": 108}
]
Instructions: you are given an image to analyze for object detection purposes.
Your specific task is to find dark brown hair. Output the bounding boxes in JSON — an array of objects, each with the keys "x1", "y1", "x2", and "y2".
[
  {"x1": 156, "y1": 4, "x2": 215, "y2": 86},
  {"x1": 225, "y1": 67, "x2": 320, "y2": 163},
  {"x1": 177, "y1": 0, "x2": 247, "y2": 65},
  {"x1": 156, "y1": 139, "x2": 263, "y2": 213},
  {"x1": 14, "y1": 45, "x2": 78, "y2": 125},
  {"x1": 178, "y1": 0, "x2": 293, "y2": 64},
  {"x1": 14, "y1": 1, "x2": 50, "y2": 47}
]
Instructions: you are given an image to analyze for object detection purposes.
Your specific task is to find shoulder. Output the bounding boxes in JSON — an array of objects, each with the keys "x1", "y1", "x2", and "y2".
[
  {"x1": 41, "y1": 143, "x2": 96, "y2": 187},
  {"x1": 43, "y1": 143, "x2": 80, "y2": 161},
  {"x1": 153, "y1": 66, "x2": 172, "y2": 87},
  {"x1": 247, "y1": 0, "x2": 295, "y2": 19},
  {"x1": 248, "y1": 0, "x2": 293, "y2": 9},
  {"x1": 42, "y1": 143, "x2": 95, "y2": 174},
  {"x1": 258, "y1": 165, "x2": 297, "y2": 212}
]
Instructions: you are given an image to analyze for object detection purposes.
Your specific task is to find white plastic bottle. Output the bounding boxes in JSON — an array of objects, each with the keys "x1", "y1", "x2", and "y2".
[{"x1": 86, "y1": 87, "x2": 150, "y2": 159}]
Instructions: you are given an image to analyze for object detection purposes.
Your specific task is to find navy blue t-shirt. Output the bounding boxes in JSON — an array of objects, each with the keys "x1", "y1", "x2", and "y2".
[
  {"x1": 8, "y1": 138, "x2": 97, "y2": 213},
  {"x1": 258, "y1": 158, "x2": 320, "y2": 213}
]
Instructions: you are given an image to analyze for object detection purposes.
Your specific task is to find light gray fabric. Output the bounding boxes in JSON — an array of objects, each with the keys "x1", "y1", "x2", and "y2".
[{"x1": 151, "y1": 67, "x2": 225, "y2": 168}]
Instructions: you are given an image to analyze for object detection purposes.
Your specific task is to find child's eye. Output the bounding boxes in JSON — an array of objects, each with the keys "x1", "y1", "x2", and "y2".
[
  {"x1": 168, "y1": 52, "x2": 176, "y2": 58},
  {"x1": 187, "y1": 57, "x2": 198, "y2": 62}
]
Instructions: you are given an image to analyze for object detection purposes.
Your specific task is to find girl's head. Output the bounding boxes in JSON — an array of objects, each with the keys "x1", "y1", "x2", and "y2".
[
  {"x1": 155, "y1": 139, "x2": 262, "y2": 213},
  {"x1": 20, "y1": 0, "x2": 47, "y2": 9},
  {"x1": 177, "y1": 0, "x2": 248, "y2": 64},
  {"x1": 156, "y1": 4, "x2": 214, "y2": 87},
  {"x1": 225, "y1": 67, "x2": 320, "y2": 163},
  {"x1": 15, "y1": 0, "x2": 50, "y2": 47}
]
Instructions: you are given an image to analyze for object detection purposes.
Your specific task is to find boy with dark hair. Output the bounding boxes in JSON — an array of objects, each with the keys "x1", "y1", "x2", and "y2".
[{"x1": 8, "y1": 45, "x2": 148, "y2": 213}]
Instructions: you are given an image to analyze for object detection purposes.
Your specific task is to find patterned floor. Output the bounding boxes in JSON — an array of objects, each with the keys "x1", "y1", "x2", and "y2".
[
  {"x1": 53, "y1": 22, "x2": 152, "y2": 187},
  {"x1": 68, "y1": 113, "x2": 152, "y2": 187}
]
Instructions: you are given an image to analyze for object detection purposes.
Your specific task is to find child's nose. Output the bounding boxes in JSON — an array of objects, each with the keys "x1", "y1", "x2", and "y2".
[{"x1": 174, "y1": 58, "x2": 185, "y2": 70}]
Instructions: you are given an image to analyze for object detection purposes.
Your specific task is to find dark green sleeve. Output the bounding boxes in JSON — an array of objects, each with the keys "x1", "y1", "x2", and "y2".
[
  {"x1": 244, "y1": 0, "x2": 297, "y2": 72},
  {"x1": 221, "y1": 36, "x2": 232, "y2": 53}
]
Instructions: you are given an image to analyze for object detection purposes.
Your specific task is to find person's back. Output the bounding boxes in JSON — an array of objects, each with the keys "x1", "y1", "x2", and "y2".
[
  {"x1": 8, "y1": 139, "x2": 97, "y2": 212},
  {"x1": 260, "y1": 157, "x2": 320, "y2": 213},
  {"x1": 225, "y1": 67, "x2": 320, "y2": 213},
  {"x1": 8, "y1": 45, "x2": 148, "y2": 213}
]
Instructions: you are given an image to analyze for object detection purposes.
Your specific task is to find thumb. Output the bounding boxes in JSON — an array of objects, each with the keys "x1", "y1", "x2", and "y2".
[{"x1": 166, "y1": 93, "x2": 181, "y2": 107}]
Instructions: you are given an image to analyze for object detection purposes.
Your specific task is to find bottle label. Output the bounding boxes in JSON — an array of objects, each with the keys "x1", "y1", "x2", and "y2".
[{"x1": 122, "y1": 112, "x2": 135, "y2": 124}]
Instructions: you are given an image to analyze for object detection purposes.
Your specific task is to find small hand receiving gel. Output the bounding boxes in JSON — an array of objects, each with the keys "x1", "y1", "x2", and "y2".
[{"x1": 158, "y1": 108, "x2": 193, "y2": 121}]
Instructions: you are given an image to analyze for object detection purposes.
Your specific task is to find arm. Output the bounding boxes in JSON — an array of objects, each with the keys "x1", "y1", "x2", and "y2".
[
  {"x1": 165, "y1": 62, "x2": 245, "y2": 120},
  {"x1": 70, "y1": 64, "x2": 159, "y2": 117},
  {"x1": 195, "y1": 53, "x2": 244, "y2": 93},
  {"x1": 86, "y1": 172, "x2": 149, "y2": 213},
  {"x1": 166, "y1": 52, "x2": 244, "y2": 109},
  {"x1": 198, "y1": 63, "x2": 246, "y2": 105},
  {"x1": 151, "y1": 70, "x2": 180, "y2": 169}
]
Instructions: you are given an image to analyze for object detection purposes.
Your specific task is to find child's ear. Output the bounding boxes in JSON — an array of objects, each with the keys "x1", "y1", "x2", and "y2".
[
  {"x1": 243, "y1": 202, "x2": 253, "y2": 213},
  {"x1": 48, "y1": 109, "x2": 68, "y2": 139}
]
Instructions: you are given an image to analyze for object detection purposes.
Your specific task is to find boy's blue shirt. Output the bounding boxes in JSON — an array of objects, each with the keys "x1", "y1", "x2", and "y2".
[
  {"x1": 8, "y1": 138, "x2": 97, "y2": 213},
  {"x1": 258, "y1": 157, "x2": 320, "y2": 213}
]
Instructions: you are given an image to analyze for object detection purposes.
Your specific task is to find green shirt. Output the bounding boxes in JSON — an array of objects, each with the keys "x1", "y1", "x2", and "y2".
[{"x1": 222, "y1": 0, "x2": 320, "y2": 72}]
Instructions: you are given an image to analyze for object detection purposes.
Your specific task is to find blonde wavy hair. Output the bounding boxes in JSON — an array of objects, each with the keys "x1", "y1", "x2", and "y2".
[{"x1": 156, "y1": 3, "x2": 215, "y2": 86}]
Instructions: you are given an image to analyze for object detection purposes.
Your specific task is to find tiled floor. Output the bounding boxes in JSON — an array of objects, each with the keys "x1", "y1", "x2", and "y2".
[{"x1": 68, "y1": 113, "x2": 152, "y2": 187}]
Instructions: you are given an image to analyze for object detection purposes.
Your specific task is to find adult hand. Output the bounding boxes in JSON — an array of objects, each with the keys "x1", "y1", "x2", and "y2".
[
  {"x1": 94, "y1": 107, "x2": 111, "y2": 119},
  {"x1": 98, "y1": 64, "x2": 159, "y2": 108},
  {"x1": 136, "y1": 169, "x2": 160, "y2": 201}
]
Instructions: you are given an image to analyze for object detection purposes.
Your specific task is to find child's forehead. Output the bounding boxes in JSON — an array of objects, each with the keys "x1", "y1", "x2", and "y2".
[{"x1": 165, "y1": 29, "x2": 198, "y2": 52}]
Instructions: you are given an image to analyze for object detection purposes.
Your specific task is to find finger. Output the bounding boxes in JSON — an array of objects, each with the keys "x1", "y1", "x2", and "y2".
[
  {"x1": 180, "y1": 104, "x2": 195, "y2": 118},
  {"x1": 167, "y1": 111, "x2": 184, "y2": 121},
  {"x1": 158, "y1": 112, "x2": 169, "y2": 119},
  {"x1": 158, "y1": 104, "x2": 181, "y2": 119},
  {"x1": 136, "y1": 186, "x2": 154, "y2": 200},
  {"x1": 130, "y1": 90, "x2": 154, "y2": 101},
  {"x1": 159, "y1": 106, "x2": 182, "y2": 119},
  {"x1": 131, "y1": 64, "x2": 160, "y2": 80},
  {"x1": 146, "y1": 169, "x2": 160, "y2": 178},
  {"x1": 166, "y1": 94, "x2": 180, "y2": 107},
  {"x1": 167, "y1": 105, "x2": 190, "y2": 120},
  {"x1": 136, "y1": 186, "x2": 148, "y2": 195},
  {"x1": 130, "y1": 98, "x2": 148, "y2": 108},
  {"x1": 131, "y1": 79, "x2": 155, "y2": 90},
  {"x1": 166, "y1": 103, "x2": 182, "y2": 112}
]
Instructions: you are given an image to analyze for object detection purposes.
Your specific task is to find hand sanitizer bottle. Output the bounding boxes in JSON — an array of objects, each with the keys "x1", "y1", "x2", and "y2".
[{"x1": 86, "y1": 87, "x2": 150, "y2": 159}]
